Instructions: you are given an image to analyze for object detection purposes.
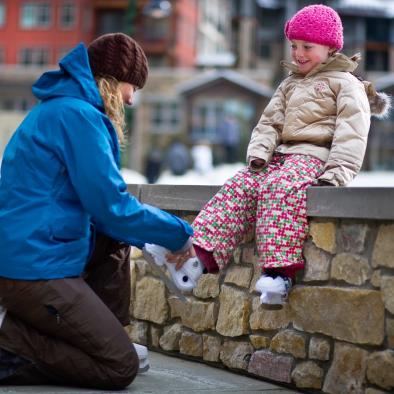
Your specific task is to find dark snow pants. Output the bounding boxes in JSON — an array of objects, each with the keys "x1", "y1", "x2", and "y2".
[{"x1": 0, "y1": 233, "x2": 138, "y2": 389}]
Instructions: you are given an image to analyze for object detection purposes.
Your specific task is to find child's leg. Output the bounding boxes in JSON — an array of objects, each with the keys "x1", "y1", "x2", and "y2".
[
  {"x1": 192, "y1": 168, "x2": 266, "y2": 270},
  {"x1": 256, "y1": 154, "x2": 324, "y2": 276}
]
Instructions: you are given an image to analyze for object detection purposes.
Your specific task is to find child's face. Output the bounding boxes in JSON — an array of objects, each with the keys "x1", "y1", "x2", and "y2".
[
  {"x1": 119, "y1": 82, "x2": 137, "y2": 106},
  {"x1": 290, "y1": 40, "x2": 333, "y2": 75}
]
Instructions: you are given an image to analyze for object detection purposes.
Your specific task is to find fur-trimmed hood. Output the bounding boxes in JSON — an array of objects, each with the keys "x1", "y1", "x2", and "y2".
[{"x1": 363, "y1": 81, "x2": 391, "y2": 119}]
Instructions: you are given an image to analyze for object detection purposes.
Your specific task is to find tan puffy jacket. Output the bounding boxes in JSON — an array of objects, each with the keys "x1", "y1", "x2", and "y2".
[{"x1": 247, "y1": 53, "x2": 391, "y2": 186}]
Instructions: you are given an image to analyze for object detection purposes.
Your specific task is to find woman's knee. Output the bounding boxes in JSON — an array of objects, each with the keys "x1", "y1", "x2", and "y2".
[{"x1": 104, "y1": 345, "x2": 139, "y2": 390}]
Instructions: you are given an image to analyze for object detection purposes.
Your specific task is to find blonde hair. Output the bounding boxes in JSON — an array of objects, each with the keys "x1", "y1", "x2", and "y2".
[{"x1": 96, "y1": 77, "x2": 126, "y2": 145}]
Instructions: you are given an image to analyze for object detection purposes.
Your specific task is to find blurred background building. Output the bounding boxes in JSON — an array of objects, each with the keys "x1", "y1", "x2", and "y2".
[{"x1": 0, "y1": 0, "x2": 393, "y2": 175}]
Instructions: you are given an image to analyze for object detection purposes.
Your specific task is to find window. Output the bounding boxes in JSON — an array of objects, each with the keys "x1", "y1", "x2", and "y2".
[
  {"x1": 1, "y1": 97, "x2": 35, "y2": 111},
  {"x1": 259, "y1": 43, "x2": 271, "y2": 59},
  {"x1": 19, "y1": 48, "x2": 49, "y2": 66},
  {"x1": 365, "y1": 17, "x2": 389, "y2": 72},
  {"x1": 366, "y1": 47, "x2": 389, "y2": 72},
  {"x1": 59, "y1": 3, "x2": 76, "y2": 29},
  {"x1": 20, "y1": 3, "x2": 51, "y2": 28},
  {"x1": 0, "y1": 2, "x2": 5, "y2": 27},
  {"x1": 150, "y1": 101, "x2": 180, "y2": 133},
  {"x1": 96, "y1": 10, "x2": 124, "y2": 36},
  {"x1": 142, "y1": 18, "x2": 169, "y2": 40},
  {"x1": 191, "y1": 100, "x2": 224, "y2": 141}
]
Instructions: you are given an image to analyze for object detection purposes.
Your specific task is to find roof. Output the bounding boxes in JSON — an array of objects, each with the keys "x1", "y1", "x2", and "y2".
[
  {"x1": 336, "y1": 0, "x2": 394, "y2": 17},
  {"x1": 176, "y1": 69, "x2": 273, "y2": 97}
]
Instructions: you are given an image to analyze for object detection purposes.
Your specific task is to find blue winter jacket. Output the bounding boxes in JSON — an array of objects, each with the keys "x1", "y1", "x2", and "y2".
[{"x1": 0, "y1": 43, "x2": 193, "y2": 280}]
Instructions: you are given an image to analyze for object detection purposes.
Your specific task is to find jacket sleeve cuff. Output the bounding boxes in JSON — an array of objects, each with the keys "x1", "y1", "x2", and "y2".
[{"x1": 174, "y1": 237, "x2": 193, "y2": 253}]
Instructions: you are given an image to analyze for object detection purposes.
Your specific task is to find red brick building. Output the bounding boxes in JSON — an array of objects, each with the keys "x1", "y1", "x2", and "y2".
[
  {"x1": 0, "y1": 0, "x2": 198, "y2": 67},
  {"x1": 0, "y1": 0, "x2": 94, "y2": 66}
]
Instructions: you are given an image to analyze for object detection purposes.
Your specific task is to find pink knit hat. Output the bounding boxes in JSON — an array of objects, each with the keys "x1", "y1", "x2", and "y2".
[{"x1": 284, "y1": 4, "x2": 343, "y2": 50}]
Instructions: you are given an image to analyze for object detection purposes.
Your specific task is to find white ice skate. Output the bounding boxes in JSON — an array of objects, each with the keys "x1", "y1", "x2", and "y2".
[
  {"x1": 143, "y1": 244, "x2": 203, "y2": 296},
  {"x1": 255, "y1": 274, "x2": 292, "y2": 306},
  {"x1": 133, "y1": 343, "x2": 150, "y2": 374}
]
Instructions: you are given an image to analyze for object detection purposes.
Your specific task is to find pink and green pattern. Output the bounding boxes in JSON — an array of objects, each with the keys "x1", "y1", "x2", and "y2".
[{"x1": 192, "y1": 153, "x2": 324, "y2": 271}]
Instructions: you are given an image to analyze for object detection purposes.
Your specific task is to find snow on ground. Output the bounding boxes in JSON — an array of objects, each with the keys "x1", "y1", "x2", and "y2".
[
  {"x1": 347, "y1": 171, "x2": 394, "y2": 187},
  {"x1": 122, "y1": 165, "x2": 394, "y2": 187}
]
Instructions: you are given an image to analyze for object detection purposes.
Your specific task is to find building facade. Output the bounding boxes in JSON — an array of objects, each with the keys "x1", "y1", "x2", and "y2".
[{"x1": 0, "y1": 0, "x2": 393, "y2": 173}]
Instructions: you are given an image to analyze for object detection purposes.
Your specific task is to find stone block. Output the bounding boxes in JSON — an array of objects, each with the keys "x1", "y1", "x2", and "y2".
[
  {"x1": 381, "y1": 276, "x2": 394, "y2": 314},
  {"x1": 233, "y1": 246, "x2": 242, "y2": 264},
  {"x1": 149, "y1": 325, "x2": 161, "y2": 348},
  {"x1": 338, "y1": 222, "x2": 368, "y2": 253},
  {"x1": 182, "y1": 214, "x2": 196, "y2": 224},
  {"x1": 309, "y1": 221, "x2": 337, "y2": 253},
  {"x1": 124, "y1": 321, "x2": 148, "y2": 345},
  {"x1": 159, "y1": 323, "x2": 183, "y2": 351},
  {"x1": 270, "y1": 329, "x2": 306, "y2": 359},
  {"x1": 303, "y1": 239, "x2": 331, "y2": 282},
  {"x1": 179, "y1": 331, "x2": 203, "y2": 357},
  {"x1": 250, "y1": 296, "x2": 291, "y2": 331},
  {"x1": 290, "y1": 286, "x2": 384, "y2": 345},
  {"x1": 248, "y1": 349, "x2": 293, "y2": 383},
  {"x1": 220, "y1": 340, "x2": 253, "y2": 371},
  {"x1": 365, "y1": 389, "x2": 388, "y2": 394},
  {"x1": 249, "y1": 335, "x2": 270, "y2": 349},
  {"x1": 366, "y1": 350, "x2": 394, "y2": 390},
  {"x1": 168, "y1": 296, "x2": 185, "y2": 318},
  {"x1": 242, "y1": 246, "x2": 258, "y2": 264},
  {"x1": 249, "y1": 263, "x2": 262, "y2": 293},
  {"x1": 224, "y1": 265, "x2": 253, "y2": 288},
  {"x1": 372, "y1": 224, "x2": 394, "y2": 268},
  {"x1": 371, "y1": 269, "x2": 381, "y2": 288},
  {"x1": 387, "y1": 318, "x2": 394, "y2": 349},
  {"x1": 133, "y1": 277, "x2": 168, "y2": 324},
  {"x1": 129, "y1": 261, "x2": 137, "y2": 312},
  {"x1": 330, "y1": 253, "x2": 371, "y2": 285},
  {"x1": 193, "y1": 274, "x2": 220, "y2": 299},
  {"x1": 323, "y1": 342, "x2": 368, "y2": 394},
  {"x1": 291, "y1": 361, "x2": 323, "y2": 389},
  {"x1": 130, "y1": 246, "x2": 143, "y2": 259},
  {"x1": 202, "y1": 334, "x2": 221, "y2": 362},
  {"x1": 216, "y1": 286, "x2": 250, "y2": 337},
  {"x1": 181, "y1": 299, "x2": 217, "y2": 332},
  {"x1": 135, "y1": 258, "x2": 151, "y2": 276},
  {"x1": 309, "y1": 337, "x2": 330, "y2": 361}
]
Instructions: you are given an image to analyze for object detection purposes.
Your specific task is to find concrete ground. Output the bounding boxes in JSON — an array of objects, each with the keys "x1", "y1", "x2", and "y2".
[{"x1": 0, "y1": 351, "x2": 303, "y2": 394}]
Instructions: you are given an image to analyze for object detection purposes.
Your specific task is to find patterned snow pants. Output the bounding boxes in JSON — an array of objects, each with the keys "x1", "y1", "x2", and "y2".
[{"x1": 192, "y1": 153, "x2": 325, "y2": 271}]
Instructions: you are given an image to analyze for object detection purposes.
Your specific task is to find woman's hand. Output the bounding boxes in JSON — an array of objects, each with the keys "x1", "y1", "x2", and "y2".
[{"x1": 166, "y1": 245, "x2": 196, "y2": 271}]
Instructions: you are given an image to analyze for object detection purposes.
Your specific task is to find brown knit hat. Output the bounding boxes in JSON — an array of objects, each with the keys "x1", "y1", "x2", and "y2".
[{"x1": 87, "y1": 33, "x2": 148, "y2": 89}]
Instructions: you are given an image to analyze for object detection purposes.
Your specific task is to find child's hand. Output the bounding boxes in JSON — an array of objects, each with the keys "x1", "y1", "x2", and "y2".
[
  {"x1": 250, "y1": 158, "x2": 266, "y2": 172},
  {"x1": 166, "y1": 245, "x2": 196, "y2": 271},
  {"x1": 317, "y1": 180, "x2": 333, "y2": 186}
]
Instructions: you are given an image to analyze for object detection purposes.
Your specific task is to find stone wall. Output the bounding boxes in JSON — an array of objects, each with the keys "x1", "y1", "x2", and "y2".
[{"x1": 125, "y1": 185, "x2": 394, "y2": 394}]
